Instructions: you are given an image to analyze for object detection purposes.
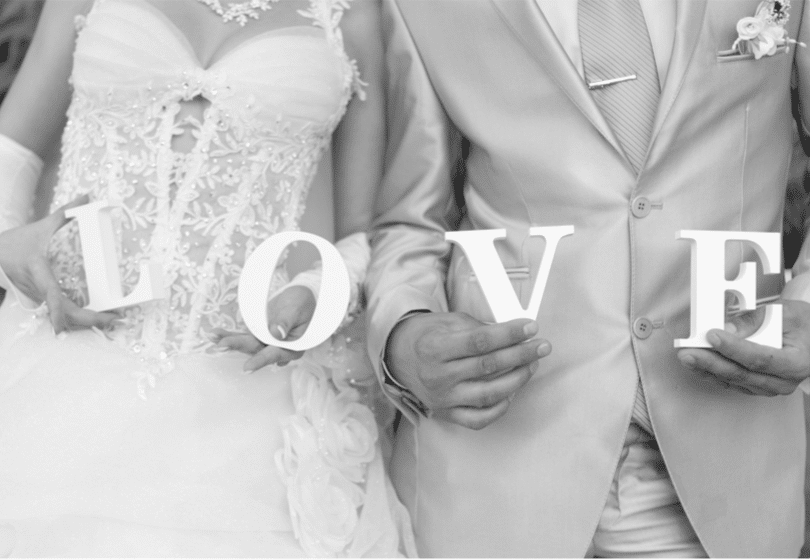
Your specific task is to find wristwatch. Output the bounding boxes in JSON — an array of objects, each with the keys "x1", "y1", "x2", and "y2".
[
  {"x1": 382, "y1": 358, "x2": 431, "y2": 419},
  {"x1": 381, "y1": 310, "x2": 432, "y2": 420}
]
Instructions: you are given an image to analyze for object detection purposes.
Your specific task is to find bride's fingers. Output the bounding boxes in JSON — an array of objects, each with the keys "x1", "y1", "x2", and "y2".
[
  {"x1": 61, "y1": 299, "x2": 119, "y2": 330},
  {"x1": 209, "y1": 328, "x2": 239, "y2": 343},
  {"x1": 216, "y1": 332, "x2": 265, "y2": 354},
  {"x1": 266, "y1": 286, "x2": 315, "y2": 341},
  {"x1": 212, "y1": 330, "x2": 305, "y2": 370},
  {"x1": 244, "y1": 345, "x2": 304, "y2": 373},
  {"x1": 46, "y1": 291, "x2": 118, "y2": 334}
]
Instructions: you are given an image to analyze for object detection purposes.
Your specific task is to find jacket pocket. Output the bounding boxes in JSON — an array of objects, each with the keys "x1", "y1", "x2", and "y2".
[{"x1": 716, "y1": 45, "x2": 787, "y2": 62}]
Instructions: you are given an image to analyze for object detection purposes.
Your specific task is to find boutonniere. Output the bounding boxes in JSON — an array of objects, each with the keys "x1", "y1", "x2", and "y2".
[{"x1": 729, "y1": 0, "x2": 805, "y2": 59}]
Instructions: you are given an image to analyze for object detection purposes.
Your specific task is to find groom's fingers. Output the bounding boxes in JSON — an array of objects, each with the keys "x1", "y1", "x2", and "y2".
[
  {"x1": 675, "y1": 300, "x2": 810, "y2": 397},
  {"x1": 448, "y1": 364, "x2": 535, "y2": 408},
  {"x1": 443, "y1": 398, "x2": 512, "y2": 431},
  {"x1": 707, "y1": 330, "x2": 793, "y2": 377},
  {"x1": 681, "y1": 348, "x2": 784, "y2": 396},
  {"x1": 449, "y1": 337, "x2": 548, "y2": 383},
  {"x1": 438, "y1": 318, "x2": 539, "y2": 362}
]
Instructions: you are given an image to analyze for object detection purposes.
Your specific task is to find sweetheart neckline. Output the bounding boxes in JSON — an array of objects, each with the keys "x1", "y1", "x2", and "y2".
[{"x1": 105, "y1": 0, "x2": 328, "y2": 70}]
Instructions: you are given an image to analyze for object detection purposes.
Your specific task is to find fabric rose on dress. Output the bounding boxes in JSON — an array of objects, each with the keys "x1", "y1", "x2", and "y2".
[
  {"x1": 286, "y1": 456, "x2": 364, "y2": 557},
  {"x1": 292, "y1": 358, "x2": 377, "y2": 482},
  {"x1": 319, "y1": 392, "x2": 377, "y2": 482},
  {"x1": 277, "y1": 355, "x2": 380, "y2": 557}
]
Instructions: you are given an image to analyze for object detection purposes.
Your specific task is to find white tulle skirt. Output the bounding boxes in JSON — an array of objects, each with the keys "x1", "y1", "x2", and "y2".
[{"x1": 0, "y1": 293, "x2": 413, "y2": 557}]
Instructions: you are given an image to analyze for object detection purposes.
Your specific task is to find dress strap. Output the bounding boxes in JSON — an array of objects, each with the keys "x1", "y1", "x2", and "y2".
[{"x1": 298, "y1": 0, "x2": 366, "y2": 100}]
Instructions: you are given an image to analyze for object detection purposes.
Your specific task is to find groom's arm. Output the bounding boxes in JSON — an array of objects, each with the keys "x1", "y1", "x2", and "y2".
[
  {"x1": 366, "y1": 0, "x2": 461, "y2": 416},
  {"x1": 367, "y1": 0, "x2": 460, "y2": 325},
  {"x1": 368, "y1": 0, "x2": 546, "y2": 427}
]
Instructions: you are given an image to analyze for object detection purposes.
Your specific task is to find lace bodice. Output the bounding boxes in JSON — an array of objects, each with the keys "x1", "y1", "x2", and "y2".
[{"x1": 48, "y1": 0, "x2": 364, "y2": 367}]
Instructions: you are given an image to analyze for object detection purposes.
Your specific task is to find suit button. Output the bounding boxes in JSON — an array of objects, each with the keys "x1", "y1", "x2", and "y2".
[
  {"x1": 631, "y1": 196, "x2": 651, "y2": 218},
  {"x1": 633, "y1": 317, "x2": 653, "y2": 339}
]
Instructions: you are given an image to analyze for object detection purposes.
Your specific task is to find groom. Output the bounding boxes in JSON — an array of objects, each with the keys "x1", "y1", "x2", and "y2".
[{"x1": 367, "y1": 0, "x2": 810, "y2": 556}]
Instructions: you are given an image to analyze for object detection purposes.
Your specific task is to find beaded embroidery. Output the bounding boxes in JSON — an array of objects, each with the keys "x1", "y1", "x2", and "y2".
[
  {"x1": 48, "y1": 0, "x2": 366, "y2": 396},
  {"x1": 196, "y1": 0, "x2": 277, "y2": 26}
]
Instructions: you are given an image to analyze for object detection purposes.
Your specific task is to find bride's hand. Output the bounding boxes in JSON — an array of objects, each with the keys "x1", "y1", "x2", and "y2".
[
  {"x1": 212, "y1": 285, "x2": 317, "y2": 372},
  {"x1": 0, "y1": 195, "x2": 119, "y2": 333}
]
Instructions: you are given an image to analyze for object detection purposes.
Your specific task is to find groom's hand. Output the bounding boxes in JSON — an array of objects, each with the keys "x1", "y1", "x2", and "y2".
[
  {"x1": 386, "y1": 312, "x2": 551, "y2": 429},
  {"x1": 677, "y1": 299, "x2": 810, "y2": 396}
]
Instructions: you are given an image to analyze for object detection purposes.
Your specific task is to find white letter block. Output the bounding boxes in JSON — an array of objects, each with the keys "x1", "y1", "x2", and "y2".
[
  {"x1": 65, "y1": 200, "x2": 165, "y2": 312},
  {"x1": 675, "y1": 230, "x2": 782, "y2": 349},
  {"x1": 238, "y1": 231, "x2": 350, "y2": 351},
  {"x1": 446, "y1": 226, "x2": 574, "y2": 323}
]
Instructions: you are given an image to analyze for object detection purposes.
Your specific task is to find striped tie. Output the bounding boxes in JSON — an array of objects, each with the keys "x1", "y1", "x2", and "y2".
[
  {"x1": 632, "y1": 379, "x2": 653, "y2": 435},
  {"x1": 578, "y1": 0, "x2": 660, "y2": 174},
  {"x1": 580, "y1": 0, "x2": 657, "y2": 434}
]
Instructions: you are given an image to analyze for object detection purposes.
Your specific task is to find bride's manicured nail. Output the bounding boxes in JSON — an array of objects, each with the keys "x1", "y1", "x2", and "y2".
[
  {"x1": 523, "y1": 321, "x2": 539, "y2": 337},
  {"x1": 537, "y1": 341, "x2": 551, "y2": 357},
  {"x1": 271, "y1": 325, "x2": 287, "y2": 340}
]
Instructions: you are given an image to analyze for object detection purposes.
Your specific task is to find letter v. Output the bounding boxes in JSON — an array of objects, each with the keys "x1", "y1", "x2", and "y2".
[{"x1": 446, "y1": 226, "x2": 574, "y2": 322}]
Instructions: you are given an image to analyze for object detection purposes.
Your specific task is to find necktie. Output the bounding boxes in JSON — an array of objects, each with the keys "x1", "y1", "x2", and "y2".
[
  {"x1": 579, "y1": 0, "x2": 657, "y2": 434},
  {"x1": 578, "y1": 0, "x2": 660, "y2": 174}
]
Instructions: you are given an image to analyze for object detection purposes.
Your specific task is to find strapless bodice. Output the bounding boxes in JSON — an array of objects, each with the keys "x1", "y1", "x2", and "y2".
[
  {"x1": 48, "y1": 0, "x2": 364, "y2": 380},
  {"x1": 71, "y1": 0, "x2": 351, "y2": 122}
]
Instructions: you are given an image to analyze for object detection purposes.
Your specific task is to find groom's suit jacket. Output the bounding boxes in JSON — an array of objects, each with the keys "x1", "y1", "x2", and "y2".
[{"x1": 367, "y1": 0, "x2": 810, "y2": 556}]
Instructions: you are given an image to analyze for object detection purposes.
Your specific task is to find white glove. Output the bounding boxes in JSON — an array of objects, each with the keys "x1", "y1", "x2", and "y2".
[{"x1": 0, "y1": 133, "x2": 42, "y2": 234}]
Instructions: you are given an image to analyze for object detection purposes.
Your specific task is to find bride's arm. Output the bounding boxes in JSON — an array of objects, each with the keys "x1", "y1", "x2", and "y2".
[
  {"x1": 0, "y1": 0, "x2": 89, "y2": 156},
  {"x1": 0, "y1": 0, "x2": 118, "y2": 332},
  {"x1": 0, "y1": 0, "x2": 85, "y2": 233},
  {"x1": 333, "y1": 0, "x2": 385, "y2": 239},
  {"x1": 271, "y1": 0, "x2": 384, "y2": 329}
]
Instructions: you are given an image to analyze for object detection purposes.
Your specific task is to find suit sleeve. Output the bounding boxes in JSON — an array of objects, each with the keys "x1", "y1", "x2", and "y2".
[{"x1": 366, "y1": 0, "x2": 462, "y2": 396}]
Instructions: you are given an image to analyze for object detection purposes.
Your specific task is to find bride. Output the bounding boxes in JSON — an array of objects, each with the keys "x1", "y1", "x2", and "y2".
[{"x1": 0, "y1": 0, "x2": 413, "y2": 556}]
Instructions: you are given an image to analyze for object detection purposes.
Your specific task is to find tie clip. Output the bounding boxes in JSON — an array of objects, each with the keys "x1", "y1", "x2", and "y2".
[{"x1": 588, "y1": 74, "x2": 637, "y2": 90}]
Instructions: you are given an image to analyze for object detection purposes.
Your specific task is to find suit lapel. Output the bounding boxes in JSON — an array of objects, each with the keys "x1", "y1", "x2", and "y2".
[
  {"x1": 490, "y1": 0, "x2": 625, "y2": 160},
  {"x1": 491, "y1": 0, "x2": 709, "y2": 174},
  {"x1": 649, "y1": 0, "x2": 709, "y2": 146}
]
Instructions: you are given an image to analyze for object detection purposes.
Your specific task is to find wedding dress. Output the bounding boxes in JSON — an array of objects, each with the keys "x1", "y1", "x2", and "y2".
[{"x1": 0, "y1": 0, "x2": 413, "y2": 556}]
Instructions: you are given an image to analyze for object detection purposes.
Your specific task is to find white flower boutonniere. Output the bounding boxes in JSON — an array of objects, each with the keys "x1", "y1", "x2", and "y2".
[{"x1": 730, "y1": 0, "x2": 806, "y2": 59}]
